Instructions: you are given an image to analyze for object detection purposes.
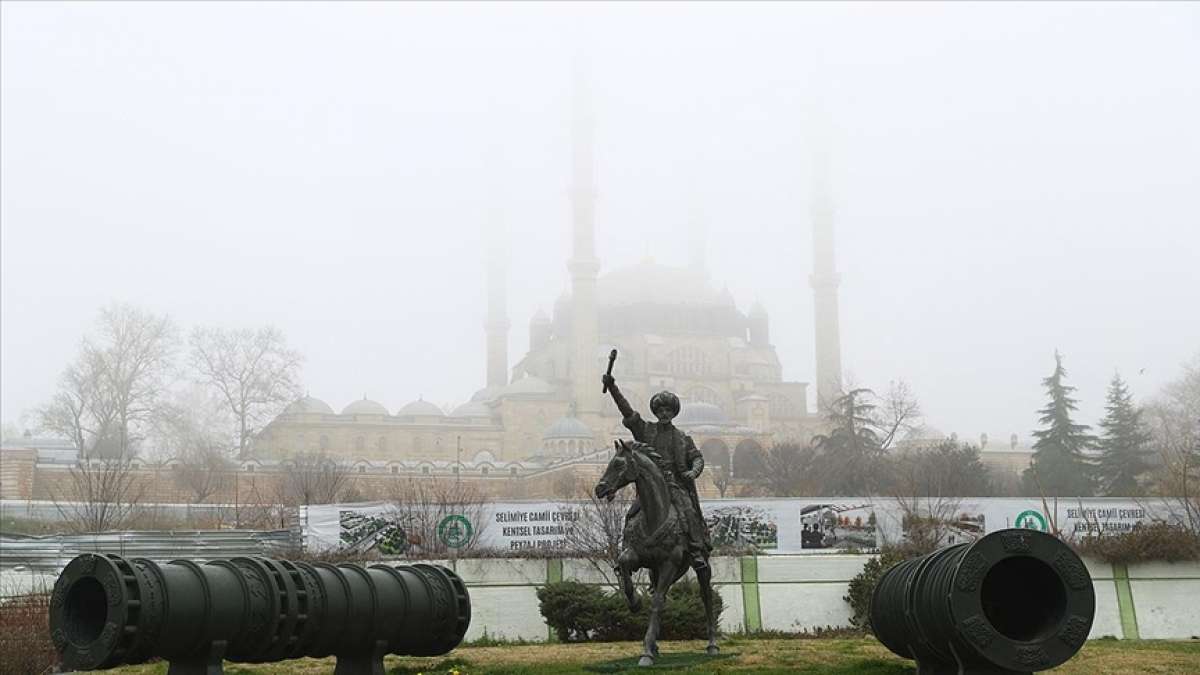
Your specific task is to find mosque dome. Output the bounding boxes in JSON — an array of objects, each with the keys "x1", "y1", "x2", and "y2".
[
  {"x1": 284, "y1": 396, "x2": 335, "y2": 415},
  {"x1": 531, "y1": 308, "x2": 550, "y2": 324},
  {"x1": 397, "y1": 398, "x2": 445, "y2": 417},
  {"x1": 542, "y1": 415, "x2": 594, "y2": 441},
  {"x1": 675, "y1": 402, "x2": 732, "y2": 428},
  {"x1": 450, "y1": 401, "x2": 491, "y2": 418},
  {"x1": 552, "y1": 259, "x2": 746, "y2": 339},
  {"x1": 341, "y1": 398, "x2": 389, "y2": 416},
  {"x1": 597, "y1": 259, "x2": 731, "y2": 308}
]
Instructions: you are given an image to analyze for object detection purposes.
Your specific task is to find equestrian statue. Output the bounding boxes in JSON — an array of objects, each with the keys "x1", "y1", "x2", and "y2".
[{"x1": 594, "y1": 363, "x2": 719, "y2": 667}]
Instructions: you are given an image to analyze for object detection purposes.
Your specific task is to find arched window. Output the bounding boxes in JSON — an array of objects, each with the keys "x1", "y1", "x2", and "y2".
[
  {"x1": 390, "y1": 465, "x2": 399, "y2": 474},
  {"x1": 376, "y1": 436, "x2": 387, "y2": 452},
  {"x1": 733, "y1": 439, "x2": 768, "y2": 479},
  {"x1": 319, "y1": 435, "x2": 330, "y2": 451},
  {"x1": 421, "y1": 465, "x2": 431, "y2": 475},
  {"x1": 296, "y1": 433, "x2": 306, "y2": 450},
  {"x1": 354, "y1": 436, "x2": 365, "y2": 452},
  {"x1": 685, "y1": 386, "x2": 721, "y2": 406},
  {"x1": 481, "y1": 466, "x2": 490, "y2": 476},
  {"x1": 699, "y1": 438, "x2": 731, "y2": 468},
  {"x1": 357, "y1": 464, "x2": 366, "y2": 473},
  {"x1": 666, "y1": 346, "x2": 711, "y2": 377},
  {"x1": 510, "y1": 466, "x2": 519, "y2": 476},
  {"x1": 413, "y1": 436, "x2": 423, "y2": 452}
]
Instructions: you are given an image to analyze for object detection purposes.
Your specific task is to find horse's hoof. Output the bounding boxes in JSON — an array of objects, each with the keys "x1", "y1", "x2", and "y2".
[
  {"x1": 706, "y1": 645, "x2": 720, "y2": 656},
  {"x1": 638, "y1": 656, "x2": 655, "y2": 667}
]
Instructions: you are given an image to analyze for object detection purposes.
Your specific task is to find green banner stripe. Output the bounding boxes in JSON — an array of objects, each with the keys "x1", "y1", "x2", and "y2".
[
  {"x1": 1113, "y1": 562, "x2": 1140, "y2": 640},
  {"x1": 741, "y1": 556, "x2": 762, "y2": 632}
]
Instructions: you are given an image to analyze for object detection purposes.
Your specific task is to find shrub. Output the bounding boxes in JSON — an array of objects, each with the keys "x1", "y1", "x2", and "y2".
[
  {"x1": 1073, "y1": 522, "x2": 1200, "y2": 564},
  {"x1": 0, "y1": 592, "x2": 56, "y2": 675},
  {"x1": 843, "y1": 544, "x2": 931, "y2": 632},
  {"x1": 537, "y1": 579, "x2": 724, "y2": 642}
]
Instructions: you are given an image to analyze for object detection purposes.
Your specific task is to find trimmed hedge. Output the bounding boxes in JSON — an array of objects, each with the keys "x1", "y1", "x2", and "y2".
[
  {"x1": 843, "y1": 544, "x2": 932, "y2": 632},
  {"x1": 537, "y1": 579, "x2": 724, "y2": 642},
  {"x1": 1073, "y1": 522, "x2": 1200, "y2": 564}
]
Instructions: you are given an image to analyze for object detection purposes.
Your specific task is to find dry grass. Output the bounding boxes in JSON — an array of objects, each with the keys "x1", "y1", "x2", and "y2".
[
  {"x1": 0, "y1": 592, "x2": 56, "y2": 675},
  {"x1": 93, "y1": 638, "x2": 1200, "y2": 674}
]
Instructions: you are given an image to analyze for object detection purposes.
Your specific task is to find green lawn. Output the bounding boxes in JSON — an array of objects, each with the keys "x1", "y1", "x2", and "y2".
[{"x1": 102, "y1": 638, "x2": 1200, "y2": 674}]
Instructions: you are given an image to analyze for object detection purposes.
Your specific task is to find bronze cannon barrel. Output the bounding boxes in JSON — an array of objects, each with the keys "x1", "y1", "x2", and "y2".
[
  {"x1": 870, "y1": 528, "x2": 1095, "y2": 674},
  {"x1": 48, "y1": 553, "x2": 470, "y2": 674}
]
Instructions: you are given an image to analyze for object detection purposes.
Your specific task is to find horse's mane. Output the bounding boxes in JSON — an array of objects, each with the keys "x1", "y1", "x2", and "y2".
[{"x1": 621, "y1": 440, "x2": 672, "y2": 477}]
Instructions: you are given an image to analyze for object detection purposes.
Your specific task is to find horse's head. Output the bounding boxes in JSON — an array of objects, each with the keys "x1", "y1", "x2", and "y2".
[{"x1": 594, "y1": 439, "x2": 648, "y2": 502}]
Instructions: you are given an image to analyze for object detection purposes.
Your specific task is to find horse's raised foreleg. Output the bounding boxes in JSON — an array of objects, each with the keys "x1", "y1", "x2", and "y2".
[
  {"x1": 695, "y1": 558, "x2": 719, "y2": 655},
  {"x1": 617, "y1": 548, "x2": 641, "y2": 613},
  {"x1": 639, "y1": 558, "x2": 677, "y2": 667}
]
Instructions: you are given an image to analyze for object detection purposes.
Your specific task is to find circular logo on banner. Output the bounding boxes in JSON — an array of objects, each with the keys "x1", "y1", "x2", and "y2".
[
  {"x1": 1015, "y1": 509, "x2": 1048, "y2": 532},
  {"x1": 438, "y1": 514, "x2": 473, "y2": 549}
]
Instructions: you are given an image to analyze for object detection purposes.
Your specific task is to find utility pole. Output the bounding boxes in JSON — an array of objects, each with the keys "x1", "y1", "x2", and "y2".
[{"x1": 456, "y1": 435, "x2": 462, "y2": 486}]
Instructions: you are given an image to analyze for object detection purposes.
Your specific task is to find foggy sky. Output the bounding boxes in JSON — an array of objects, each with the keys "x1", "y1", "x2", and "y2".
[{"x1": 3, "y1": 2, "x2": 1198, "y2": 443}]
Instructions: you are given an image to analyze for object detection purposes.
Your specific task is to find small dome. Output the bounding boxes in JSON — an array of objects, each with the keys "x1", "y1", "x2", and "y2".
[
  {"x1": 500, "y1": 376, "x2": 556, "y2": 397},
  {"x1": 284, "y1": 396, "x2": 335, "y2": 415},
  {"x1": 531, "y1": 308, "x2": 550, "y2": 324},
  {"x1": 342, "y1": 398, "x2": 389, "y2": 416},
  {"x1": 543, "y1": 415, "x2": 594, "y2": 441},
  {"x1": 397, "y1": 398, "x2": 445, "y2": 417},
  {"x1": 676, "y1": 402, "x2": 731, "y2": 428},
  {"x1": 450, "y1": 401, "x2": 490, "y2": 418}
]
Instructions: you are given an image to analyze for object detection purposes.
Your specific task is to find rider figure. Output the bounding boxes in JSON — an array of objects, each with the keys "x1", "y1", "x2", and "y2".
[{"x1": 603, "y1": 373, "x2": 712, "y2": 571}]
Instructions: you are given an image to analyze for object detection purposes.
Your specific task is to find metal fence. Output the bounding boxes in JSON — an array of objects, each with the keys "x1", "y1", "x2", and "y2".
[{"x1": 0, "y1": 529, "x2": 298, "y2": 573}]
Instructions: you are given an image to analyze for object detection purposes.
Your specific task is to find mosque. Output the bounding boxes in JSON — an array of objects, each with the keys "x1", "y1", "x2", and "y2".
[{"x1": 249, "y1": 74, "x2": 846, "y2": 491}]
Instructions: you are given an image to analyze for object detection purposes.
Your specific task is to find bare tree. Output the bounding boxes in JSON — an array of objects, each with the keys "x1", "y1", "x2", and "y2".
[
  {"x1": 1146, "y1": 353, "x2": 1200, "y2": 532},
  {"x1": 557, "y1": 474, "x2": 637, "y2": 587},
  {"x1": 886, "y1": 441, "x2": 990, "y2": 550},
  {"x1": 189, "y1": 326, "x2": 303, "y2": 458},
  {"x1": 710, "y1": 463, "x2": 734, "y2": 498},
  {"x1": 151, "y1": 386, "x2": 238, "y2": 501},
  {"x1": 173, "y1": 444, "x2": 236, "y2": 504},
  {"x1": 874, "y1": 380, "x2": 923, "y2": 452},
  {"x1": 275, "y1": 453, "x2": 352, "y2": 505},
  {"x1": 37, "y1": 304, "x2": 177, "y2": 459},
  {"x1": 387, "y1": 478, "x2": 490, "y2": 556},
  {"x1": 50, "y1": 458, "x2": 147, "y2": 533},
  {"x1": 36, "y1": 350, "x2": 114, "y2": 458}
]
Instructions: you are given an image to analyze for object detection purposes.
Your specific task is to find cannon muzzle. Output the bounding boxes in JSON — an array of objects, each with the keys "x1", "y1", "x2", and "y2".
[
  {"x1": 49, "y1": 553, "x2": 470, "y2": 674},
  {"x1": 870, "y1": 528, "x2": 1094, "y2": 674}
]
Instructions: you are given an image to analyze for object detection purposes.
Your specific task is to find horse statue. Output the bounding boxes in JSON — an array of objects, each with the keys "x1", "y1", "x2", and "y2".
[{"x1": 594, "y1": 439, "x2": 719, "y2": 667}]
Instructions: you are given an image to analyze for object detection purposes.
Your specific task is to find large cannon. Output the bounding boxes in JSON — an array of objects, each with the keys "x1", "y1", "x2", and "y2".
[
  {"x1": 871, "y1": 528, "x2": 1095, "y2": 674},
  {"x1": 48, "y1": 553, "x2": 470, "y2": 675}
]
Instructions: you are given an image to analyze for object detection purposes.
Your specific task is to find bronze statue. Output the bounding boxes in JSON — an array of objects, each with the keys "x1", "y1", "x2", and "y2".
[{"x1": 596, "y1": 370, "x2": 718, "y2": 666}]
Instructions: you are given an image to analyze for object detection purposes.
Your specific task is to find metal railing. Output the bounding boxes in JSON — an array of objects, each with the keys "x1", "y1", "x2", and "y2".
[{"x1": 0, "y1": 529, "x2": 297, "y2": 572}]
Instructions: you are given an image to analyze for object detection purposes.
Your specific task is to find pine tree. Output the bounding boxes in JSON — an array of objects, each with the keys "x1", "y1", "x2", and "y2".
[
  {"x1": 1023, "y1": 351, "x2": 1097, "y2": 497},
  {"x1": 1096, "y1": 372, "x2": 1153, "y2": 496}
]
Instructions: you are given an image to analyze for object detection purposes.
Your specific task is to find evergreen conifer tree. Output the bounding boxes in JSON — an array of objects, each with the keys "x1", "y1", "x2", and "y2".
[
  {"x1": 1096, "y1": 372, "x2": 1152, "y2": 496},
  {"x1": 1023, "y1": 351, "x2": 1096, "y2": 497}
]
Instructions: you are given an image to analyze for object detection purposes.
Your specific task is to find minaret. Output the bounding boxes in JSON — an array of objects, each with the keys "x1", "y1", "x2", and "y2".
[
  {"x1": 568, "y1": 57, "x2": 601, "y2": 419},
  {"x1": 810, "y1": 144, "x2": 843, "y2": 412},
  {"x1": 485, "y1": 220, "x2": 509, "y2": 388}
]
